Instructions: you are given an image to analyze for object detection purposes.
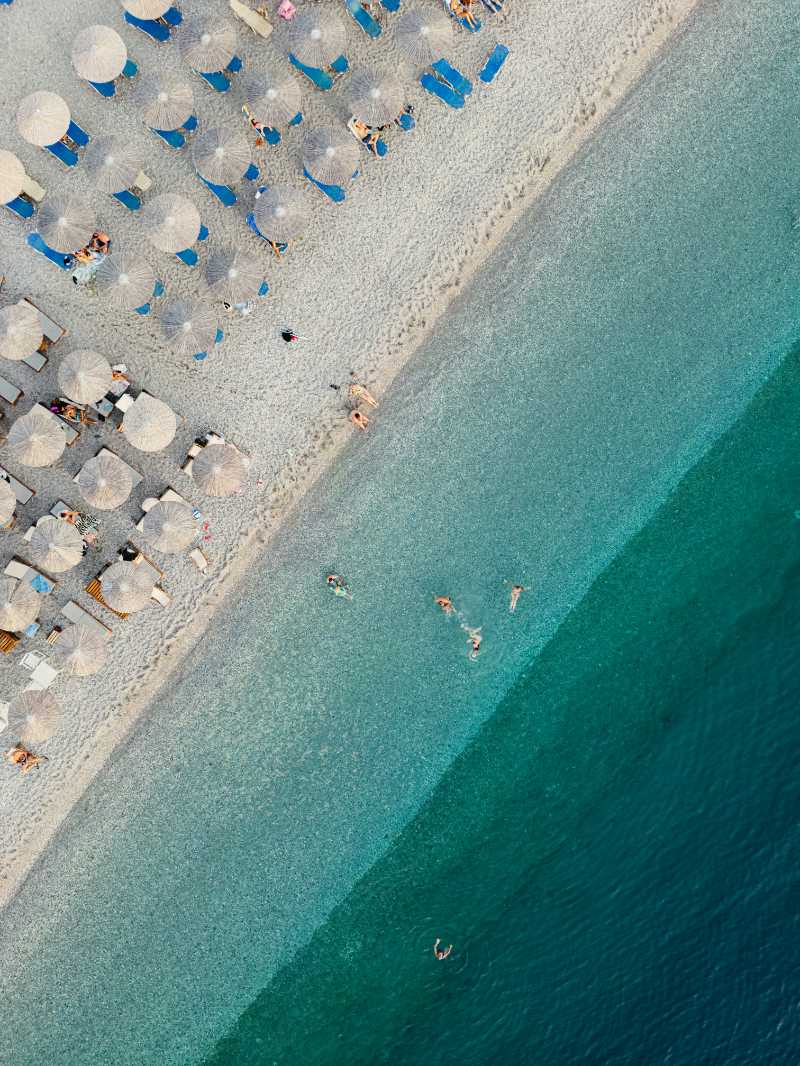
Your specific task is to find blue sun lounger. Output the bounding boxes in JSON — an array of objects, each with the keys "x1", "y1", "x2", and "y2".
[
  {"x1": 123, "y1": 11, "x2": 169, "y2": 41},
  {"x1": 420, "y1": 72, "x2": 464, "y2": 109},
  {"x1": 150, "y1": 114, "x2": 196, "y2": 149},
  {"x1": 27, "y1": 233, "x2": 73, "y2": 269},
  {"x1": 44, "y1": 140, "x2": 79, "y2": 167},
  {"x1": 4, "y1": 196, "x2": 35, "y2": 219},
  {"x1": 432, "y1": 58, "x2": 472, "y2": 95},
  {"x1": 175, "y1": 224, "x2": 207, "y2": 266},
  {"x1": 346, "y1": 0, "x2": 381, "y2": 38},
  {"x1": 244, "y1": 162, "x2": 259, "y2": 181},
  {"x1": 112, "y1": 189, "x2": 141, "y2": 211},
  {"x1": 258, "y1": 280, "x2": 269, "y2": 297},
  {"x1": 197, "y1": 69, "x2": 230, "y2": 93},
  {"x1": 67, "y1": 120, "x2": 89, "y2": 146},
  {"x1": 396, "y1": 111, "x2": 415, "y2": 131},
  {"x1": 198, "y1": 174, "x2": 237, "y2": 207},
  {"x1": 303, "y1": 167, "x2": 348, "y2": 204},
  {"x1": 192, "y1": 327, "x2": 224, "y2": 361},
  {"x1": 479, "y1": 43, "x2": 508, "y2": 83},
  {"x1": 289, "y1": 53, "x2": 334, "y2": 91},
  {"x1": 88, "y1": 58, "x2": 138, "y2": 98},
  {"x1": 134, "y1": 279, "x2": 165, "y2": 315},
  {"x1": 380, "y1": 0, "x2": 400, "y2": 9},
  {"x1": 245, "y1": 211, "x2": 289, "y2": 254}
]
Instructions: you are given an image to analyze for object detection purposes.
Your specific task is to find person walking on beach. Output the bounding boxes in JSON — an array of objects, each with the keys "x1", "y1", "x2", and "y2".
[
  {"x1": 434, "y1": 595, "x2": 455, "y2": 615},
  {"x1": 433, "y1": 938, "x2": 453, "y2": 960},
  {"x1": 507, "y1": 583, "x2": 530, "y2": 612},
  {"x1": 280, "y1": 327, "x2": 299, "y2": 343}
]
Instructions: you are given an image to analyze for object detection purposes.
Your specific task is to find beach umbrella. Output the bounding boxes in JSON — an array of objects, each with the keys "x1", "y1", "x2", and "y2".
[
  {"x1": 72, "y1": 25, "x2": 127, "y2": 83},
  {"x1": 395, "y1": 9, "x2": 451, "y2": 66},
  {"x1": 0, "y1": 480, "x2": 16, "y2": 527},
  {"x1": 143, "y1": 501, "x2": 198, "y2": 553},
  {"x1": 6, "y1": 691, "x2": 60, "y2": 744},
  {"x1": 57, "y1": 349, "x2": 113, "y2": 405},
  {"x1": 205, "y1": 247, "x2": 264, "y2": 304},
  {"x1": 95, "y1": 253, "x2": 156, "y2": 311},
  {"x1": 53, "y1": 623, "x2": 108, "y2": 676},
  {"x1": 253, "y1": 185, "x2": 308, "y2": 243},
  {"x1": 349, "y1": 69, "x2": 404, "y2": 127},
  {"x1": 160, "y1": 296, "x2": 219, "y2": 358},
  {"x1": 28, "y1": 517, "x2": 84, "y2": 574},
  {"x1": 85, "y1": 135, "x2": 144, "y2": 194},
  {"x1": 303, "y1": 127, "x2": 359, "y2": 186},
  {"x1": 0, "y1": 303, "x2": 42, "y2": 362},
  {"x1": 178, "y1": 19, "x2": 237, "y2": 73},
  {"x1": 136, "y1": 72, "x2": 194, "y2": 131},
  {"x1": 0, "y1": 150, "x2": 26, "y2": 205},
  {"x1": 121, "y1": 0, "x2": 171, "y2": 16},
  {"x1": 16, "y1": 91, "x2": 70, "y2": 147},
  {"x1": 7, "y1": 407, "x2": 65, "y2": 468},
  {"x1": 287, "y1": 9, "x2": 345, "y2": 68},
  {"x1": 143, "y1": 194, "x2": 200, "y2": 254},
  {"x1": 0, "y1": 577, "x2": 40, "y2": 632},
  {"x1": 192, "y1": 442, "x2": 247, "y2": 496},
  {"x1": 37, "y1": 195, "x2": 95, "y2": 255},
  {"x1": 77, "y1": 452, "x2": 133, "y2": 510},
  {"x1": 242, "y1": 70, "x2": 301, "y2": 129},
  {"x1": 192, "y1": 126, "x2": 251, "y2": 185},
  {"x1": 123, "y1": 393, "x2": 177, "y2": 452},
  {"x1": 101, "y1": 562, "x2": 153, "y2": 614}
]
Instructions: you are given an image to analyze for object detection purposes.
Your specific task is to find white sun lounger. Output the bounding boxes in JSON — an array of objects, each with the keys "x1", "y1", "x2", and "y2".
[
  {"x1": 0, "y1": 466, "x2": 34, "y2": 505},
  {"x1": 229, "y1": 0, "x2": 273, "y2": 37},
  {"x1": 0, "y1": 373, "x2": 22, "y2": 405},
  {"x1": 60, "y1": 599, "x2": 112, "y2": 635},
  {"x1": 19, "y1": 297, "x2": 66, "y2": 371}
]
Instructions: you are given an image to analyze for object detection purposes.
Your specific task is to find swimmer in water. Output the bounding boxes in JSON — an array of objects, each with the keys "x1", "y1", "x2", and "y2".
[
  {"x1": 326, "y1": 574, "x2": 352, "y2": 598},
  {"x1": 507, "y1": 583, "x2": 530, "y2": 612},
  {"x1": 433, "y1": 938, "x2": 453, "y2": 960},
  {"x1": 434, "y1": 595, "x2": 455, "y2": 615},
  {"x1": 465, "y1": 626, "x2": 482, "y2": 660}
]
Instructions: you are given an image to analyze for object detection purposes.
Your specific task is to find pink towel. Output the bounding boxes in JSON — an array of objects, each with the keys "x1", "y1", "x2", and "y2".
[{"x1": 278, "y1": 0, "x2": 296, "y2": 19}]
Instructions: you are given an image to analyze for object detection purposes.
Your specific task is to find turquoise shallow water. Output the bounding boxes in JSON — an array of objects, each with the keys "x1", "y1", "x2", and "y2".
[{"x1": 1, "y1": 1, "x2": 800, "y2": 1062}]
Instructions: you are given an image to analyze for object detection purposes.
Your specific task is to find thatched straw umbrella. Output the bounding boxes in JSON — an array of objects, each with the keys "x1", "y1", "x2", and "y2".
[
  {"x1": 37, "y1": 195, "x2": 95, "y2": 254},
  {"x1": 143, "y1": 194, "x2": 200, "y2": 253},
  {"x1": 6, "y1": 691, "x2": 60, "y2": 744},
  {"x1": 95, "y1": 253, "x2": 156, "y2": 311},
  {"x1": 57, "y1": 349, "x2": 113, "y2": 405},
  {"x1": 242, "y1": 70, "x2": 301, "y2": 129},
  {"x1": 349, "y1": 69, "x2": 404, "y2": 127},
  {"x1": 395, "y1": 9, "x2": 451, "y2": 66},
  {"x1": 179, "y1": 19, "x2": 237, "y2": 72},
  {"x1": 0, "y1": 480, "x2": 16, "y2": 527},
  {"x1": 72, "y1": 25, "x2": 127, "y2": 83},
  {"x1": 136, "y1": 73, "x2": 194, "y2": 131},
  {"x1": 0, "y1": 577, "x2": 40, "y2": 632},
  {"x1": 288, "y1": 9, "x2": 345, "y2": 68},
  {"x1": 160, "y1": 297, "x2": 219, "y2": 358},
  {"x1": 0, "y1": 150, "x2": 26, "y2": 205},
  {"x1": 303, "y1": 127, "x2": 359, "y2": 186},
  {"x1": 206, "y1": 247, "x2": 264, "y2": 304},
  {"x1": 0, "y1": 303, "x2": 42, "y2": 362},
  {"x1": 7, "y1": 407, "x2": 65, "y2": 468},
  {"x1": 192, "y1": 442, "x2": 247, "y2": 496},
  {"x1": 101, "y1": 562, "x2": 153, "y2": 613},
  {"x1": 143, "y1": 501, "x2": 198, "y2": 553},
  {"x1": 123, "y1": 393, "x2": 177, "y2": 452},
  {"x1": 16, "y1": 91, "x2": 71, "y2": 147},
  {"x1": 253, "y1": 185, "x2": 308, "y2": 243},
  {"x1": 85, "y1": 135, "x2": 144, "y2": 194},
  {"x1": 193, "y1": 126, "x2": 251, "y2": 185},
  {"x1": 121, "y1": 0, "x2": 170, "y2": 16},
  {"x1": 28, "y1": 517, "x2": 84, "y2": 573},
  {"x1": 53, "y1": 623, "x2": 109, "y2": 676},
  {"x1": 76, "y1": 452, "x2": 133, "y2": 510}
]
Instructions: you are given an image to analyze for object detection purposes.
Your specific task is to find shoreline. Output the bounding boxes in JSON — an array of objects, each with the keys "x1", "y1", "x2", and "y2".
[{"x1": 0, "y1": 0, "x2": 703, "y2": 912}]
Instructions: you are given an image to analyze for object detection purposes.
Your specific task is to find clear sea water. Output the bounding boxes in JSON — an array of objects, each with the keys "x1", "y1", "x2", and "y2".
[{"x1": 1, "y1": 1, "x2": 800, "y2": 1062}]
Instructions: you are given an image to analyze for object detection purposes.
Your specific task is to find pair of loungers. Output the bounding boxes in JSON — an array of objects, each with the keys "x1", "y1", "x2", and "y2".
[
  {"x1": 197, "y1": 163, "x2": 259, "y2": 207},
  {"x1": 123, "y1": 5, "x2": 182, "y2": 42},
  {"x1": 289, "y1": 53, "x2": 348, "y2": 92}
]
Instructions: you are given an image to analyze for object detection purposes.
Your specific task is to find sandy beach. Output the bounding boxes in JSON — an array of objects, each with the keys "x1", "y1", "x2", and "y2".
[{"x1": 0, "y1": 0, "x2": 700, "y2": 911}]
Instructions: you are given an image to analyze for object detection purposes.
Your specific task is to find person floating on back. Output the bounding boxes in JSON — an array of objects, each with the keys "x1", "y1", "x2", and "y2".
[
  {"x1": 433, "y1": 938, "x2": 453, "y2": 960},
  {"x1": 326, "y1": 573, "x2": 352, "y2": 599},
  {"x1": 507, "y1": 583, "x2": 530, "y2": 612}
]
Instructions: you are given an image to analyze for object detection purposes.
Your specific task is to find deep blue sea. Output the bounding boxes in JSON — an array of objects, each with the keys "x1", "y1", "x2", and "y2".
[{"x1": 1, "y1": 1, "x2": 800, "y2": 1063}]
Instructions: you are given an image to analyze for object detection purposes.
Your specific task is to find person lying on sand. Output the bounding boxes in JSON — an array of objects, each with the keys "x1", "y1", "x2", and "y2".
[
  {"x1": 433, "y1": 938, "x2": 453, "y2": 960},
  {"x1": 350, "y1": 409, "x2": 370, "y2": 431},
  {"x1": 434, "y1": 595, "x2": 455, "y2": 615},
  {"x1": 351, "y1": 118, "x2": 381, "y2": 153},
  {"x1": 451, "y1": 0, "x2": 479, "y2": 29},
  {"x1": 4, "y1": 745, "x2": 47, "y2": 773}
]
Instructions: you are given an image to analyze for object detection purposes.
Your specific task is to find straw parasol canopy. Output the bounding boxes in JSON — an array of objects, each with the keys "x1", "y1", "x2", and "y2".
[
  {"x1": 242, "y1": 70, "x2": 301, "y2": 129},
  {"x1": 206, "y1": 247, "x2": 264, "y2": 304},
  {"x1": 160, "y1": 296, "x2": 219, "y2": 358},
  {"x1": 0, "y1": 479, "x2": 16, "y2": 527},
  {"x1": 57, "y1": 349, "x2": 113, "y2": 405},
  {"x1": 28, "y1": 517, "x2": 84, "y2": 573},
  {"x1": 54, "y1": 623, "x2": 108, "y2": 676},
  {"x1": 349, "y1": 69, "x2": 404, "y2": 126},
  {"x1": 303, "y1": 127, "x2": 359, "y2": 186},
  {"x1": 0, "y1": 303, "x2": 42, "y2": 362},
  {"x1": 136, "y1": 72, "x2": 194, "y2": 131},
  {"x1": 7, "y1": 407, "x2": 65, "y2": 468},
  {"x1": 77, "y1": 451, "x2": 133, "y2": 510},
  {"x1": 16, "y1": 91, "x2": 71, "y2": 147},
  {"x1": 95, "y1": 253, "x2": 156, "y2": 311},
  {"x1": 85, "y1": 135, "x2": 144, "y2": 194},
  {"x1": 287, "y1": 9, "x2": 345, "y2": 68},
  {"x1": 123, "y1": 393, "x2": 177, "y2": 452},
  {"x1": 37, "y1": 195, "x2": 95, "y2": 254},
  {"x1": 101, "y1": 561, "x2": 153, "y2": 613},
  {"x1": 395, "y1": 9, "x2": 451, "y2": 66},
  {"x1": 192, "y1": 126, "x2": 251, "y2": 185},
  {"x1": 0, "y1": 150, "x2": 26, "y2": 205},
  {"x1": 178, "y1": 18, "x2": 237, "y2": 73},
  {"x1": 143, "y1": 501, "x2": 198, "y2": 553},
  {"x1": 0, "y1": 577, "x2": 40, "y2": 632},
  {"x1": 143, "y1": 194, "x2": 201, "y2": 253},
  {"x1": 253, "y1": 185, "x2": 308, "y2": 242},
  {"x1": 121, "y1": 0, "x2": 170, "y2": 16},
  {"x1": 192, "y1": 442, "x2": 247, "y2": 496},
  {"x1": 72, "y1": 25, "x2": 127, "y2": 83},
  {"x1": 6, "y1": 690, "x2": 60, "y2": 744}
]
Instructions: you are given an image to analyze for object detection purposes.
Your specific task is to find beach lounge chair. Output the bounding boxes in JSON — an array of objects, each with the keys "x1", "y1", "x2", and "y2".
[
  {"x1": 181, "y1": 432, "x2": 224, "y2": 473},
  {"x1": 175, "y1": 225, "x2": 207, "y2": 266},
  {"x1": 44, "y1": 140, "x2": 79, "y2": 167},
  {"x1": 346, "y1": 0, "x2": 382, "y2": 38},
  {"x1": 479, "y1": 43, "x2": 508, "y2": 83},
  {"x1": 61, "y1": 599, "x2": 112, "y2": 636},
  {"x1": 88, "y1": 58, "x2": 138, "y2": 98},
  {"x1": 442, "y1": 0, "x2": 481, "y2": 31},
  {"x1": 134, "y1": 279, "x2": 165, "y2": 317},
  {"x1": 229, "y1": 0, "x2": 273, "y2": 37},
  {"x1": 396, "y1": 109, "x2": 415, "y2": 132},
  {"x1": 288, "y1": 54, "x2": 335, "y2": 91},
  {"x1": 380, "y1": 0, "x2": 400, "y2": 9},
  {"x1": 420, "y1": 72, "x2": 464, "y2": 109},
  {"x1": 346, "y1": 117, "x2": 388, "y2": 156},
  {"x1": 0, "y1": 467, "x2": 33, "y2": 504},
  {"x1": 0, "y1": 632, "x2": 20, "y2": 653},
  {"x1": 112, "y1": 189, "x2": 142, "y2": 211},
  {"x1": 4, "y1": 196, "x2": 34, "y2": 219},
  {"x1": 26, "y1": 233, "x2": 73, "y2": 269},
  {"x1": 197, "y1": 174, "x2": 237, "y2": 207},
  {"x1": 432, "y1": 58, "x2": 472, "y2": 95},
  {"x1": 0, "y1": 375, "x2": 22, "y2": 405},
  {"x1": 303, "y1": 167, "x2": 348, "y2": 204},
  {"x1": 123, "y1": 7, "x2": 182, "y2": 41},
  {"x1": 4, "y1": 557, "x2": 57, "y2": 595},
  {"x1": 18, "y1": 297, "x2": 65, "y2": 370},
  {"x1": 66, "y1": 120, "x2": 89, "y2": 146}
]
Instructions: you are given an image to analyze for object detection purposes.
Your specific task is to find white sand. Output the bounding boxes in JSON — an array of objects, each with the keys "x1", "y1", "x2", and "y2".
[{"x1": 0, "y1": 0, "x2": 700, "y2": 908}]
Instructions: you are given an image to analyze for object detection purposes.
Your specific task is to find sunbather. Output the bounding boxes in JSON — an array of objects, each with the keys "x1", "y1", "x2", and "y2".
[
  {"x1": 351, "y1": 118, "x2": 381, "y2": 153},
  {"x1": 4, "y1": 745, "x2": 47, "y2": 773},
  {"x1": 451, "y1": 0, "x2": 479, "y2": 28},
  {"x1": 350, "y1": 409, "x2": 370, "y2": 431}
]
